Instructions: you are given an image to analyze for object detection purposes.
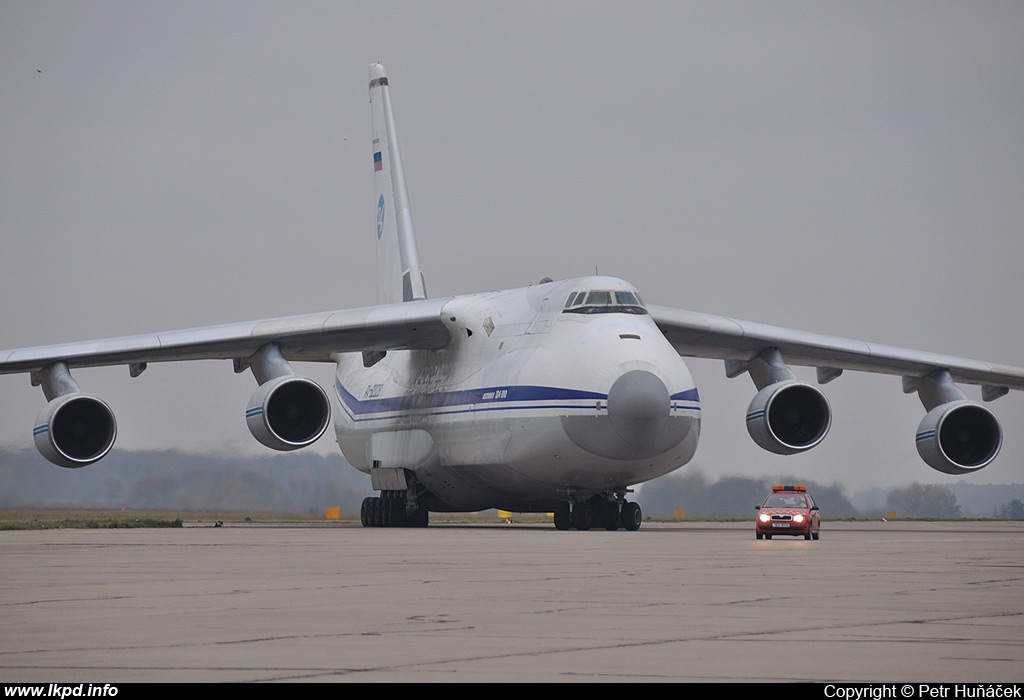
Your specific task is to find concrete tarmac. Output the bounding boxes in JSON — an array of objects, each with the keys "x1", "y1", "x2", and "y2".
[{"x1": 1, "y1": 520, "x2": 1022, "y2": 683}]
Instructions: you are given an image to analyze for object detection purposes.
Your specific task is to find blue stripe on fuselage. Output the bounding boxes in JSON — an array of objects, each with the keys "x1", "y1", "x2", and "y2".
[{"x1": 336, "y1": 379, "x2": 699, "y2": 421}]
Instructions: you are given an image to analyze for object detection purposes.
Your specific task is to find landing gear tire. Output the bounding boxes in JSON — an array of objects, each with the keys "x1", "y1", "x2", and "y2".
[
  {"x1": 360, "y1": 493, "x2": 426, "y2": 528},
  {"x1": 385, "y1": 497, "x2": 406, "y2": 527},
  {"x1": 622, "y1": 502, "x2": 642, "y2": 531},
  {"x1": 553, "y1": 503, "x2": 571, "y2": 530},
  {"x1": 573, "y1": 501, "x2": 593, "y2": 531},
  {"x1": 411, "y1": 506, "x2": 429, "y2": 528},
  {"x1": 601, "y1": 502, "x2": 620, "y2": 530}
]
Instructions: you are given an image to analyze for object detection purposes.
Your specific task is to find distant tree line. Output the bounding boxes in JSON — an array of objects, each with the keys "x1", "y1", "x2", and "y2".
[
  {"x1": 996, "y1": 499, "x2": 1024, "y2": 519},
  {"x1": 1, "y1": 447, "x2": 1021, "y2": 518},
  {"x1": 636, "y1": 470, "x2": 859, "y2": 518},
  {"x1": 0, "y1": 448, "x2": 369, "y2": 514},
  {"x1": 883, "y1": 482, "x2": 960, "y2": 518},
  {"x1": 636, "y1": 471, "x2": 1001, "y2": 519}
]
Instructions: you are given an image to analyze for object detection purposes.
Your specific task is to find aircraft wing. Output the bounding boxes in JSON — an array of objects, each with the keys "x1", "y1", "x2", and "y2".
[
  {"x1": 0, "y1": 297, "x2": 452, "y2": 376},
  {"x1": 648, "y1": 304, "x2": 1024, "y2": 397}
]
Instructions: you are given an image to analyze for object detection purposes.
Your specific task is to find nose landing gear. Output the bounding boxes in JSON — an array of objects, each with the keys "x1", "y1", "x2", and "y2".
[
  {"x1": 553, "y1": 493, "x2": 642, "y2": 531},
  {"x1": 360, "y1": 489, "x2": 429, "y2": 527}
]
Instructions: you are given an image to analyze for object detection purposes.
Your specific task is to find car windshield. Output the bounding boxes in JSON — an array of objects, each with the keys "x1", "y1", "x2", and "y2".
[{"x1": 764, "y1": 494, "x2": 808, "y2": 508}]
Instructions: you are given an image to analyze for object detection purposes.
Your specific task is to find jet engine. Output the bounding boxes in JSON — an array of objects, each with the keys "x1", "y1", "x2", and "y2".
[
  {"x1": 33, "y1": 392, "x2": 117, "y2": 468},
  {"x1": 242, "y1": 343, "x2": 331, "y2": 451},
  {"x1": 731, "y1": 348, "x2": 832, "y2": 456},
  {"x1": 905, "y1": 369, "x2": 1002, "y2": 474},
  {"x1": 245, "y1": 375, "x2": 331, "y2": 451},
  {"x1": 30, "y1": 362, "x2": 117, "y2": 468},
  {"x1": 746, "y1": 379, "x2": 831, "y2": 455},
  {"x1": 915, "y1": 399, "x2": 1001, "y2": 474}
]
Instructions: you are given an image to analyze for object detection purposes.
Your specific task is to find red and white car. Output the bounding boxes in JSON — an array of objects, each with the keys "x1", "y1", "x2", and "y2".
[{"x1": 755, "y1": 485, "x2": 820, "y2": 540}]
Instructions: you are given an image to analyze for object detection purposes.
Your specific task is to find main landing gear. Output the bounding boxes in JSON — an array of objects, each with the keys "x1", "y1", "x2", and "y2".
[
  {"x1": 553, "y1": 496, "x2": 642, "y2": 531},
  {"x1": 360, "y1": 490, "x2": 428, "y2": 528}
]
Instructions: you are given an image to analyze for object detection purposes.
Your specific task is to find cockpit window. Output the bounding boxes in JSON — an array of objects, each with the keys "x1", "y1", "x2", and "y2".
[
  {"x1": 585, "y1": 290, "x2": 613, "y2": 306},
  {"x1": 563, "y1": 289, "x2": 647, "y2": 315},
  {"x1": 615, "y1": 291, "x2": 642, "y2": 307}
]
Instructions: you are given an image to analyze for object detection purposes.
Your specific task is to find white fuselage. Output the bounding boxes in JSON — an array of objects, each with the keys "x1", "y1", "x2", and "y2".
[{"x1": 333, "y1": 277, "x2": 701, "y2": 512}]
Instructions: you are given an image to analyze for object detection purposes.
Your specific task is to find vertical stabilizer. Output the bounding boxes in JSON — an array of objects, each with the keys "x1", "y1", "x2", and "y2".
[{"x1": 369, "y1": 63, "x2": 427, "y2": 304}]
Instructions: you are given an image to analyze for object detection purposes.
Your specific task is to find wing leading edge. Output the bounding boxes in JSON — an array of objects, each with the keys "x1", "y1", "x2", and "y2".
[
  {"x1": 0, "y1": 298, "x2": 452, "y2": 376},
  {"x1": 649, "y1": 304, "x2": 1024, "y2": 395}
]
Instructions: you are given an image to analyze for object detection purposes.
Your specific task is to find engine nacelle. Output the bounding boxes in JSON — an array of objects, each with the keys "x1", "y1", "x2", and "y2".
[
  {"x1": 33, "y1": 393, "x2": 117, "y2": 468},
  {"x1": 916, "y1": 400, "x2": 1001, "y2": 474},
  {"x1": 246, "y1": 375, "x2": 331, "y2": 451},
  {"x1": 746, "y1": 380, "x2": 831, "y2": 455}
]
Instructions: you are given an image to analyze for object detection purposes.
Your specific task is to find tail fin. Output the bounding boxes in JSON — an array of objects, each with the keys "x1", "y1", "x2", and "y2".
[{"x1": 369, "y1": 63, "x2": 427, "y2": 304}]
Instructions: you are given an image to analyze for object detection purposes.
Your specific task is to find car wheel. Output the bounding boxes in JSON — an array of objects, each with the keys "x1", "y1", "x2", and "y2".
[
  {"x1": 804, "y1": 530, "x2": 812, "y2": 540},
  {"x1": 764, "y1": 534, "x2": 772, "y2": 540},
  {"x1": 756, "y1": 531, "x2": 763, "y2": 540}
]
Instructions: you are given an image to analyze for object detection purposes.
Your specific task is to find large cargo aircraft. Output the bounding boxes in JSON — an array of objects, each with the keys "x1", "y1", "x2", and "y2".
[{"x1": 2, "y1": 64, "x2": 1021, "y2": 530}]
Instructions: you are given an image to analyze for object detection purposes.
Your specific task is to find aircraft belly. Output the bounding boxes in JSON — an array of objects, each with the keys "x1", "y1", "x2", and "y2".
[
  {"x1": 502, "y1": 413, "x2": 699, "y2": 502},
  {"x1": 423, "y1": 411, "x2": 699, "y2": 511}
]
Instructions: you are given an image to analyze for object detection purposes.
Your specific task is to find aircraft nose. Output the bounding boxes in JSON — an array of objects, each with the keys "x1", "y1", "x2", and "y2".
[
  {"x1": 606, "y1": 369, "x2": 671, "y2": 449},
  {"x1": 561, "y1": 369, "x2": 689, "y2": 461}
]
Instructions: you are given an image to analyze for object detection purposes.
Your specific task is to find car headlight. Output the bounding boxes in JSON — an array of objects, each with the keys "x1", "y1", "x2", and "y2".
[
  {"x1": 793, "y1": 514, "x2": 805, "y2": 523},
  {"x1": 758, "y1": 513, "x2": 770, "y2": 523}
]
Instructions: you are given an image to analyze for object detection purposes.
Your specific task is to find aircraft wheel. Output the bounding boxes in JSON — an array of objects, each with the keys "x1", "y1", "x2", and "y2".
[
  {"x1": 573, "y1": 501, "x2": 593, "y2": 531},
  {"x1": 602, "y1": 503, "x2": 620, "y2": 530},
  {"x1": 622, "y1": 502, "x2": 642, "y2": 531},
  {"x1": 386, "y1": 498, "x2": 405, "y2": 527},
  {"x1": 553, "y1": 503, "x2": 571, "y2": 530},
  {"x1": 411, "y1": 506, "x2": 429, "y2": 528},
  {"x1": 360, "y1": 497, "x2": 372, "y2": 527}
]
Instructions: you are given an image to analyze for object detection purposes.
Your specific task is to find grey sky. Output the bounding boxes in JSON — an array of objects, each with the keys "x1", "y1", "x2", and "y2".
[{"x1": 1, "y1": 1, "x2": 1022, "y2": 491}]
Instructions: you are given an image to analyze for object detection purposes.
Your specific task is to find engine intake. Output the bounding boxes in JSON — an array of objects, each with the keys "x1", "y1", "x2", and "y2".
[
  {"x1": 916, "y1": 400, "x2": 1001, "y2": 474},
  {"x1": 746, "y1": 380, "x2": 831, "y2": 455},
  {"x1": 246, "y1": 375, "x2": 331, "y2": 451},
  {"x1": 34, "y1": 393, "x2": 117, "y2": 468}
]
